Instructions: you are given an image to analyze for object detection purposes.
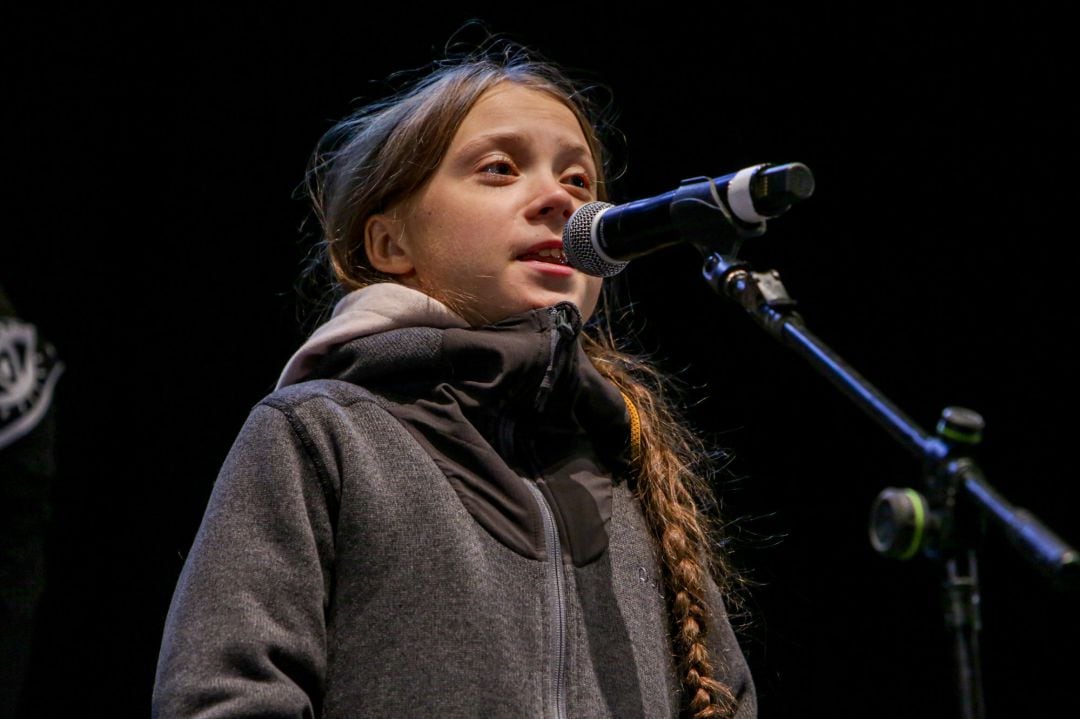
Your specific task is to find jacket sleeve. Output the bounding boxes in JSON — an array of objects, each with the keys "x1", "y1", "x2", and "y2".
[{"x1": 152, "y1": 401, "x2": 337, "y2": 719}]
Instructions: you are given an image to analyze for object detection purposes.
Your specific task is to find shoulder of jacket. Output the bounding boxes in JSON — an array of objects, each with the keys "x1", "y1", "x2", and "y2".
[
  {"x1": 257, "y1": 378, "x2": 394, "y2": 414},
  {"x1": 248, "y1": 377, "x2": 401, "y2": 427},
  {"x1": 239, "y1": 379, "x2": 419, "y2": 479}
]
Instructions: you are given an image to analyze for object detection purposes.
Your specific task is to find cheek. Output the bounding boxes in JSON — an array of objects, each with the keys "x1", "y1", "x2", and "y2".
[
  {"x1": 401, "y1": 184, "x2": 459, "y2": 252},
  {"x1": 400, "y1": 213, "x2": 456, "y2": 272},
  {"x1": 408, "y1": 203, "x2": 500, "y2": 260}
]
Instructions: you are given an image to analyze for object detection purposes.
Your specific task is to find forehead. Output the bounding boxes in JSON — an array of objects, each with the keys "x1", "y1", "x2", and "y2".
[{"x1": 451, "y1": 82, "x2": 589, "y2": 148}]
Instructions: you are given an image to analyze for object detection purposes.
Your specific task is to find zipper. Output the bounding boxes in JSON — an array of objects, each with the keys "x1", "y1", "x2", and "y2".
[
  {"x1": 499, "y1": 305, "x2": 579, "y2": 719},
  {"x1": 534, "y1": 304, "x2": 578, "y2": 413},
  {"x1": 495, "y1": 411, "x2": 570, "y2": 719},
  {"x1": 523, "y1": 477, "x2": 569, "y2": 719}
]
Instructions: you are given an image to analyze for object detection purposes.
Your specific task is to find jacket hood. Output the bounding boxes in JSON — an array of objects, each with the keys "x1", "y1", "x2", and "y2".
[{"x1": 276, "y1": 283, "x2": 469, "y2": 390}]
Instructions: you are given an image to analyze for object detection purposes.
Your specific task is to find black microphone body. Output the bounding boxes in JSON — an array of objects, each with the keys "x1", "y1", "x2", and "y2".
[{"x1": 563, "y1": 162, "x2": 814, "y2": 277}]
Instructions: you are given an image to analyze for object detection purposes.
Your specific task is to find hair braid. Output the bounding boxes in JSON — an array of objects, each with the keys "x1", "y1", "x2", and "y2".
[{"x1": 582, "y1": 332, "x2": 739, "y2": 719}]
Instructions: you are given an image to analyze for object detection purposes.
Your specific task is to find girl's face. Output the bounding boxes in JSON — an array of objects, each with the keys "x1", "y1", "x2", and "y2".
[{"x1": 378, "y1": 82, "x2": 603, "y2": 325}]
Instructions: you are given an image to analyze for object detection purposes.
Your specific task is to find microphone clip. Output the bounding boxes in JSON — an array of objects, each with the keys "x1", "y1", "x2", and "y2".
[{"x1": 670, "y1": 173, "x2": 767, "y2": 261}]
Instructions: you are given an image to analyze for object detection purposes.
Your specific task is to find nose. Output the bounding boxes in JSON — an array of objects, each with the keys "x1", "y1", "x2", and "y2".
[{"x1": 526, "y1": 177, "x2": 577, "y2": 225}]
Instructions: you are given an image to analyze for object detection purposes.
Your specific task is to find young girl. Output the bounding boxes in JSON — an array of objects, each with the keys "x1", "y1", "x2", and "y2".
[{"x1": 153, "y1": 45, "x2": 756, "y2": 719}]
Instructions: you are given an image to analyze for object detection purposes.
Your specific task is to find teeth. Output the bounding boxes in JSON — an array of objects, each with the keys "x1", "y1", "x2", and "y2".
[{"x1": 537, "y1": 248, "x2": 564, "y2": 258}]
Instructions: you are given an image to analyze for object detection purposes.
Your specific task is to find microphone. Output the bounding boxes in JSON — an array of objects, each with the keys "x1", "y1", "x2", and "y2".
[{"x1": 563, "y1": 162, "x2": 814, "y2": 277}]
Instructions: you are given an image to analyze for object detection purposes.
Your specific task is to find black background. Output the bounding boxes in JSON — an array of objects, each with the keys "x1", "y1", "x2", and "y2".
[{"x1": 7, "y1": 6, "x2": 1078, "y2": 718}]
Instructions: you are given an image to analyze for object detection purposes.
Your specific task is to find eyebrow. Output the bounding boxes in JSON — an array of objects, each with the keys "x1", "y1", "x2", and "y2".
[{"x1": 452, "y1": 131, "x2": 596, "y2": 172}]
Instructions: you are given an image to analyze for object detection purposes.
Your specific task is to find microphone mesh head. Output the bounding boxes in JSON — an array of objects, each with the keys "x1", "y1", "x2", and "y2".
[{"x1": 563, "y1": 201, "x2": 627, "y2": 278}]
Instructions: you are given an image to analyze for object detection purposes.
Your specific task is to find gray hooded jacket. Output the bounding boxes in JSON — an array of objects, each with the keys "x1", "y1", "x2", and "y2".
[{"x1": 153, "y1": 290, "x2": 756, "y2": 718}]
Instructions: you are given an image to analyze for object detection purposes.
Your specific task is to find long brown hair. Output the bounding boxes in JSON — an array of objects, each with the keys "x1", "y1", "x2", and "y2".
[{"x1": 304, "y1": 42, "x2": 741, "y2": 718}]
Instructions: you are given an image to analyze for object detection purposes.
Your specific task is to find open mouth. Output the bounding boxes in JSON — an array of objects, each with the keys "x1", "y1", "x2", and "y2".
[{"x1": 518, "y1": 246, "x2": 568, "y2": 265}]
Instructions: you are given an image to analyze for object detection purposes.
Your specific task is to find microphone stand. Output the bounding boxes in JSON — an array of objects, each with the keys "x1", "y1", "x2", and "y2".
[{"x1": 668, "y1": 172, "x2": 1080, "y2": 719}]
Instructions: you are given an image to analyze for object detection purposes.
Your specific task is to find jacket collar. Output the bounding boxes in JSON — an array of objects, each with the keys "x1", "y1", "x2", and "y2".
[
  {"x1": 287, "y1": 283, "x2": 633, "y2": 565},
  {"x1": 295, "y1": 286, "x2": 630, "y2": 476}
]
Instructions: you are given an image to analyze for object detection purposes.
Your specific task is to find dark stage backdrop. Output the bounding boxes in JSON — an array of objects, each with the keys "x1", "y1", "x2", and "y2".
[{"x1": 7, "y1": 6, "x2": 1077, "y2": 718}]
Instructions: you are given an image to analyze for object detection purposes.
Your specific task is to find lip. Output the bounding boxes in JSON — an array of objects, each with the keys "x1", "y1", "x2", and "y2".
[
  {"x1": 520, "y1": 258, "x2": 575, "y2": 277},
  {"x1": 516, "y1": 240, "x2": 574, "y2": 277},
  {"x1": 517, "y1": 239, "x2": 565, "y2": 256}
]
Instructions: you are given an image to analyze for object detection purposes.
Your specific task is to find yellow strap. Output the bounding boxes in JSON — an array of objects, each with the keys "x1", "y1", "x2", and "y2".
[{"x1": 620, "y1": 392, "x2": 642, "y2": 461}]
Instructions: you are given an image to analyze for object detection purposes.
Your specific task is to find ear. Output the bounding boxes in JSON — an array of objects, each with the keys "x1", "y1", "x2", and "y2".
[{"x1": 364, "y1": 213, "x2": 415, "y2": 277}]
